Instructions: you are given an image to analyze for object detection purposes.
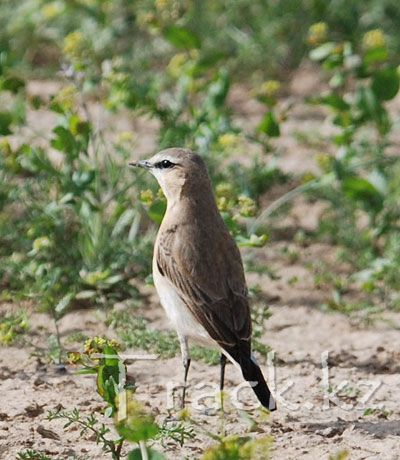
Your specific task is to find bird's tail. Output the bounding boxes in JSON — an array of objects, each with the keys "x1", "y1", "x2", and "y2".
[{"x1": 240, "y1": 357, "x2": 276, "y2": 411}]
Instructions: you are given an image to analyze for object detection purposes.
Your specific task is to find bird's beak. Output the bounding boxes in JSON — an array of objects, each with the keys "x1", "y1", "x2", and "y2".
[{"x1": 129, "y1": 160, "x2": 152, "y2": 169}]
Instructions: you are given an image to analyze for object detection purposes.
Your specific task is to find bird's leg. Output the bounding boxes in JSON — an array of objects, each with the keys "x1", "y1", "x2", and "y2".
[
  {"x1": 219, "y1": 353, "x2": 227, "y2": 431},
  {"x1": 179, "y1": 335, "x2": 190, "y2": 409},
  {"x1": 220, "y1": 353, "x2": 227, "y2": 391},
  {"x1": 219, "y1": 354, "x2": 227, "y2": 412}
]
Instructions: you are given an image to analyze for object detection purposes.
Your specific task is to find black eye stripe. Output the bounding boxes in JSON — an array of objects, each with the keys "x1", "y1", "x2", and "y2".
[{"x1": 155, "y1": 160, "x2": 175, "y2": 169}]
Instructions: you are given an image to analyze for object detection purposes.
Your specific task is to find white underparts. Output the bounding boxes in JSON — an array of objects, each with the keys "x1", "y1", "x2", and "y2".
[
  {"x1": 152, "y1": 258, "x2": 212, "y2": 346},
  {"x1": 152, "y1": 257, "x2": 243, "y2": 374}
]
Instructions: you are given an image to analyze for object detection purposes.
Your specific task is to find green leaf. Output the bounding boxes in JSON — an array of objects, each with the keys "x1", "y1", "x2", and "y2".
[
  {"x1": 1, "y1": 76, "x2": 25, "y2": 93},
  {"x1": 163, "y1": 26, "x2": 201, "y2": 49},
  {"x1": 236, "y1": 233, "x2": 268, "y2": 248},
  {"x1": 364, "y1": 46, "x2": 388, "y2": 66},
  {"x1": 207, "y1": 70, "x2": 230, "y2": 108},
  {"x1": 69, "y1": 115, "x2": 91, "y2": 137},
  {"x1": 194, "y1": 50, "x2": 227, "y2": 74},
  {"x1": 72, "y1": 170, "x2": 96, "y2": 189},
  {"x1": 55, "y1": 293, "x2": 74, "y2": 317},
  {"x1": 372, "y1": 68, "x2": 400, "y2": 101},
  {"x1": 355, "y1": 86, "x2": 391, "y2": 134},
  {"x1": 257, "y1": 111, "x2": 280, "y2": 137},
  {"x1": 342, "y1": 176, "x2": 383, "y2": 212},
  {"x1": 75, "y1": 368, "x2": 97, "y2": 375},
  {"x1": 51, "y1": 126, "x2": 77, "y2": 157},
  {"x1": 118, "y1": 418, "x2": 159, "y2": 443},
  {"x1": 112, "y1": 209, "x2": 137, "y2": 237},
  {"x1": 97, "y1": 369, "x2": 119, "y2": 408},
  {"x1": 220, "y1": 212, "x2": 239, "y2": 234},
  {"x1": 309, "y1": 42, "x2": 336, "y2": 61},
  {"x1": 128, "y1": 447, "x2": 166, "y2": 460},
  {"x1": 75, "y1": 290, "x2": 97, "y2": 299},
  {"x1": 0, "y1": 111, "x2": 13, "y2": 135},
  {"x1": 147, "y1": 200, "x2": 166, "y2": 224},
  {"x1": 368, "y1": 169, "x2": 388, "y2": 195},
  {"x1": 103, "y1": 344, "x2": 120, "y2": 367},
  {"x1": 312, "y1": 93, "x2": 350, "y2": 111}
]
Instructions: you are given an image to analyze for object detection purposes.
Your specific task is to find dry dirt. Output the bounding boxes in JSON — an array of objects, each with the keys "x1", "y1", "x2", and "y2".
[
  {"x1": 1, "y1": 71, "x2": 400, "y2": 459},
  {"x1": 1, "y1": 257, "x2": 400, "y2": 460}
]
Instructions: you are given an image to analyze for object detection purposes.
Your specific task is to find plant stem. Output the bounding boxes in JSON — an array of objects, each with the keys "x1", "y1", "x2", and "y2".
[
  {"x1": 139, "y1": 441, "x2": 148, "y2": 460},
  {"x1": 53, "y1": 317, "x2": 62, "y2": 365},
  {"x1": 115, "y1": 440, "x2": 124, "y2": 460}
]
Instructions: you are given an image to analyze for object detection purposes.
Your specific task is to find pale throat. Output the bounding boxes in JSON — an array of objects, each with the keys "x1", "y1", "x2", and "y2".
[{"x1": 153, "y1": 173, "x2": 186, "y2": 205}]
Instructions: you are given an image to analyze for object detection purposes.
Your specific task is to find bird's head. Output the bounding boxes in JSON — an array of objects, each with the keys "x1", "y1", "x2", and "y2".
[{"x1": 129, "y1": 148, "x2": 211, "y2": 203}]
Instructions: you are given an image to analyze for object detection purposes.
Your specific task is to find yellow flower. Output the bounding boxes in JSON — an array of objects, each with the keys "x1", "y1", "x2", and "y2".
[
  {"x1": 63, "y1": 31, "x2": 88, "y2": 62},
  {"x1": 203, "y1": 435, "x2": 273, "y2": 460},
  {"x1": 52, "y1": 85, "x2": 78, "y2": 112},
  {"x1": 216, "y1": 182, "x2": 235, "y2": 200},
  {"x1": 84, "y1": 336, "x2": 120, "y2": 355},
  {"x1": 189, "y1": 49, "x2": 200, "y2": 60},
  {"x1": 117, "y1": 131, "x2": 135, "y2": 144},
  {"x1": 258, "y1": 80, "x2": 281, "y2": 98},
  {"x1": 307, "y1": 22, "x2": 328, "y2": 46},
  {"x1": 67, "y1": 351, "x2": 82, "y2": 364},
  {"x1": 167, "y1": 53, "x2": 187, "y2": 78},
  {"x1": 79, "y1": 0, "x2": 97, "y2": 6},
  {"x1": 218, "y1": 133, "x2": 240, "y2": 149},
  {"x1": 238, "y1": 195, "x2": 257, "y2": 217},
  {"x1": 0, "y1": 139, "x2": 12, "y2": 156},
  {"x1": 155, "y1": 0, "x2": 170, "y2": 9},
  {"x1": 140, "y1": 189, "x2": 154, "y2": 205},
  {"x1": 41, "y1": 2, "x2": 63, "y2": 19},
  {"x1": 315, "y1": 153, "x2": 333, "y2": 173},
  {"x1": 363, "y1": 29, "x2": 386, "y2": 50},
  {"x1": 156, "y1": 188, "x2": 165, "y2": 199},
  {"x1": 217, "y1": 196, "x2": 228, "y2": 212},
  {"x1": 33, "y1": 236, "x2": 52, "y2": 252},
  {"x1": 137, "y1": 11, "x2": 157, "y2": 27},
  {"x1": 302, "y1": 172, "x2": 316, "y2": 183},
  {"x1": 178, "y1": 407, "x2": 190, "y2": 421}
]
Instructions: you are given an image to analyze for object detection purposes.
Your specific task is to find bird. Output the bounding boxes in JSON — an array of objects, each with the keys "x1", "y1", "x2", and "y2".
[{"x1": 130, "y1": 148, "x2": 276, "y2": 411}]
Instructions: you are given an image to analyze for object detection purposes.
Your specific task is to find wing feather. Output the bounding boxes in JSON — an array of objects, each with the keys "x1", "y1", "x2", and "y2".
[{"x1": 156, "y1": 222, "x2": 252, "y2": 351}]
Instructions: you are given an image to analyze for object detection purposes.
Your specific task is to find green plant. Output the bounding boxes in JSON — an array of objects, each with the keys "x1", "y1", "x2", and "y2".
[
  {"x1": 0, "y1": 310, "x2": 29, "y2": 344},
  {"x1": 16, "y1": 450, "x2": 52, "y2": 460},
  {"x1": 107, "y1": 290, "x2": 271, "y2": 365},
  {"x1": 305, "y1": 24, "x2": 400, "y2": 311},
  {"x1": 202, "y1": 435, "x2": 273, "y2": 460},
  {"x1": 107, "y1": 309, "x2": 219, "y2": 364},
  {"x1": 0, "y1": 81, "x2": 153, "y2": 361},
  {"x1": 363, "y1": 406, "x2": 392, "y2": 419},
  {"x1": 329, "y1": 450, "x2": 349, "y2": 460},
  {"x1": 49, "y1": 337, "x2": 195, "y2": 460}
]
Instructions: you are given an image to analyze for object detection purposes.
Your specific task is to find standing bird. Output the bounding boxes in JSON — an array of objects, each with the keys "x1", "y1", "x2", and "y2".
[{"x1": 130, "y1": 148, "x2": 276, "y2": 411}]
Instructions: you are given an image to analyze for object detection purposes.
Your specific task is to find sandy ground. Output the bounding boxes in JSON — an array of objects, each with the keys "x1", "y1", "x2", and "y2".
[
  {"x1": 1, "y1": 240, "x2": 400, "y2": 459},
  {"x1": 2, "y1": 70, "x2": 400, "y2": 459}
]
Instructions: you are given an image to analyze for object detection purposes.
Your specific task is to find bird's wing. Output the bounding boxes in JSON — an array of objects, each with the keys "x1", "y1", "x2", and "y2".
[{"x1": 156, "y1": 223, "x2": 252, "y2": 350}]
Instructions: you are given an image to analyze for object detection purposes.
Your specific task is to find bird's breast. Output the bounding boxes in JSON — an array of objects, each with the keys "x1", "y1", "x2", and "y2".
[{"x1": 152, "y1": 256, "x2": 211, "y2": 343}]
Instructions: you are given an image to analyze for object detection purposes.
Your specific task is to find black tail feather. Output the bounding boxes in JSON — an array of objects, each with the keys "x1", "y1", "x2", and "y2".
[
  {"x1": 240, "y1": 358, "x2": 276, "y2": 411},
  {"x1": 220, "y1": 339, "x2": 276, "y2": 411}
]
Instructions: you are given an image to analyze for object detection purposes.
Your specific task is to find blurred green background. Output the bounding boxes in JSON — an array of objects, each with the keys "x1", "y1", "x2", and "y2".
[{"x1": 1, "y1": 0, "x2": 400, "y2": 346}]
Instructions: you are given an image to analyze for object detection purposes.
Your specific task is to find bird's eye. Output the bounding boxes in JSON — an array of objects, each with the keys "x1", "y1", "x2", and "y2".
[{"x1": 157, "y1": 159, "x2": 175, "y2": 169}]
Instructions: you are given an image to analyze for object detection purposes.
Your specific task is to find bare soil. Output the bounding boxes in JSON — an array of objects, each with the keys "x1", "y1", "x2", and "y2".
[{"x1": 1, "y1": 256, "x2": 400, "y2": 460}]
